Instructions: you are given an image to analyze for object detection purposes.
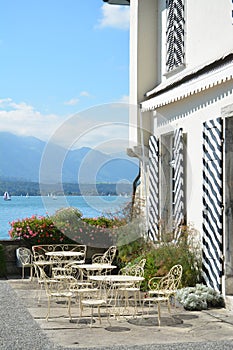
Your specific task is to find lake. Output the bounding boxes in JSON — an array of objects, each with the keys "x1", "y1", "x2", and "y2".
[{"x1": 0, "y1": 195, "x2": 130, "y2": 240}]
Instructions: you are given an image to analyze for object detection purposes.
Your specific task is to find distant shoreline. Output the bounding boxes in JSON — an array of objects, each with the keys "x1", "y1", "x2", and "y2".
[{"x1": 0, "y1": 179, "x2": 133, "y2": 197}]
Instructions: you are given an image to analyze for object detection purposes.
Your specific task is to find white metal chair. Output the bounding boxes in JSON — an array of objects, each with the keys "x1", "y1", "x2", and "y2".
[
  {"x1": 80, "y1": 279, "x2": 115, "y2": 327},
  {"x1": 69, "y1": 281, "x2": 98, "y2": 318},
  {"x1": 118, "y1": 260, "x2": 146, "y2": 315},
  {"x1": 36, "y1": 265, "x2": 74, "y2": 321},
  {"x1": 91, "y1": 245, "x2": 117, "y2": 265},
  {"x1": 144, "y1": 264, "x2": 183, "y2": 326},
  {"x1": 16, "y1": 247, "x2": 34, "y2": 280}
]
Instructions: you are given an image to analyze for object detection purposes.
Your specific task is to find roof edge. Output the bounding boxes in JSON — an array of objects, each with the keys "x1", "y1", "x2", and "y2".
[{"x1": 146, "y1": 51, "x2": 233, "y2": 99}]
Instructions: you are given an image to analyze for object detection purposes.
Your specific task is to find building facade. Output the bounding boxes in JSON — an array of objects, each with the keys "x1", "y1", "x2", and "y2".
[
  {"x1": 127, "y1": 0, "x2": 233, "y2": 296},
  {"x1": 105, "y1": 0, "x2": 233, "y2": 296}
]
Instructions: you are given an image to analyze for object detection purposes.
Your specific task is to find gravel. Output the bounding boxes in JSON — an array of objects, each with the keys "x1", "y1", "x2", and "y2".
[{"x1": 0, "y1": 280, "x2": 59, "y2": 350}]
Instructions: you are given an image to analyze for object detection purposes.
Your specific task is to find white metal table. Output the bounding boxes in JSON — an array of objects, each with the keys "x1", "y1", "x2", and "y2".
[
  {"x1": 89, "y1": 274, "x2": 145, "y2": 317},
  {"x1": 89, "y1": 274, "x2": 144, "y2": 283},
  {"x1": 71, "y1": 263, "x2": 117, "y2": 280}
]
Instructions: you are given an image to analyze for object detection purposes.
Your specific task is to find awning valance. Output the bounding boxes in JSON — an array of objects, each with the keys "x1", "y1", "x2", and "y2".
[{"x1": 141, "y1": 57, "x2": 233, "y2": 112}]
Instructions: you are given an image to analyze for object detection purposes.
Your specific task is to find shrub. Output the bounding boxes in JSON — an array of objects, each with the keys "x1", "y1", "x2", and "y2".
[
  {"x1": 52, "y1": 211, "x2": 126, "y2": 248},
  {"x1": 176, "y1": 284, "x2": 225, "y2": 311},
  {"x1": 117, "y1": 224, "x2": 202, "y2": 290},
  {"x1": 8, "y1": 215, "x2": 75, "y2": 245},
  {"x1": 8, "y1": 208, "x2": 126, "y2": 247},
  {"x1": 82, "y1": 216, "x2": 125, "y2": 228},
  {"x1": 52, "y1": 207, "x2": 83, "y2": 222}
]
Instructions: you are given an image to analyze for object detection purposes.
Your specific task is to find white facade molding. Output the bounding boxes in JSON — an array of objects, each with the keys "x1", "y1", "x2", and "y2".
[{"x1": 141, "y1": 56, "x2": 233, "y2": 112}]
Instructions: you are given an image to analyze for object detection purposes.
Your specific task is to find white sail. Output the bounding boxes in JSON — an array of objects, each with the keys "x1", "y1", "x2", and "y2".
[{"x1": 3, "y1": 191, "x2": 11, "y2": 201}]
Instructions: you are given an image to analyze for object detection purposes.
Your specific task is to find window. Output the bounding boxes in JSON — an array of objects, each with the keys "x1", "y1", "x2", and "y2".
[{"x1": 166, "y1": 0, "x2": 185, "y2": 72}]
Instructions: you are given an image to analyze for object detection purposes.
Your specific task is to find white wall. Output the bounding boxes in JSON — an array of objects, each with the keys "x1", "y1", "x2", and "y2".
[
  {"x1": 129, "y1": 0, "x2": 158, "y2": 146},
  {"x1": 186, "y1": 0, "x2": 233, "y2": 70}
]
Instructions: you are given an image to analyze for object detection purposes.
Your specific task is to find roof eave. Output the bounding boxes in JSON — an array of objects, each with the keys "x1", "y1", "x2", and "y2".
[{"x1": 103, "y1": 0, "x2": 130, "y2": 5}]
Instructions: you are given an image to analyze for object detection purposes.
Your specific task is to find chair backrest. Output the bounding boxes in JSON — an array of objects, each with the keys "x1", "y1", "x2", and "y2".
[
  {"x1": 119, "y1": 258, "x2": 146, "y2": 276},
  {"x1": 103, "y1": 246, "x2": 117, "y2": 264},
  {"x1": 82, "y1": 279, "x2": 115, "y2": 304},
  {"x1": 137, "y1": 258, "x2": 146, "y2": 269},
  {"x1": 148, "y1": 264, "x2": 183, "y2": 292},
  {"x1": 69, "y1": 244, "x2": 87, "y2": 263},
  {"x1": 92, "y1": 245, "x2": 117, "y2": 264},
  {"x1": 167, "y1": 264, "x2": 183, "y2": 289},
  {"x1": 16, "y1": 247, "x2": 33, "y2": 265},
  {"x1": 32, "y1": 246, "x2": 48, "y2": 262},
  {"x1": 36, "y1": 264, "x2": 75, "y2": 295}
]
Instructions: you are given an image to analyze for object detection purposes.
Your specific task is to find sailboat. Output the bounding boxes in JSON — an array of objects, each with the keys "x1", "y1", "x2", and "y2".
[{"x1": 3, "y1": 191, "x2": 11, "y2": 201}]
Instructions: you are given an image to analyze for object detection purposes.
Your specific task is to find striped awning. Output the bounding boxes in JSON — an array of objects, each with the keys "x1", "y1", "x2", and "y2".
[{"x1": 141, "y1": 56, "x2": 233, "y2": 112}]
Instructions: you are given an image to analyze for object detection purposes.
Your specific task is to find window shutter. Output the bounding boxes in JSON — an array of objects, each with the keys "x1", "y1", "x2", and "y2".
[
  {"x1": 203, "y1": 118, "x2": 223, "y2": 292},
  {"x1": 166, "y1": 0, "x2": 185, "y2": 72},
  {"x1": 148, "y1": 136, "x2": 159, "y2": 241},
  {"x1": 172, "y1": 128, "x2": 185, "y2": 241}
]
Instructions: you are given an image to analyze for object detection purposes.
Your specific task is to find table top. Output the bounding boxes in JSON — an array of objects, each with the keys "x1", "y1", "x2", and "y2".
[
  {"x1": 34, "y1": 261, "x2": 55, "y2": 266},
  {"x1": 72, "y1": 263, "x2": 117, "y2": 271},
  {"x1": 45, "y1": 251, "x2": 83, "y2": 257},
  {"x1": 89, "y1": 274, "x2": 144, "y2": 282}
]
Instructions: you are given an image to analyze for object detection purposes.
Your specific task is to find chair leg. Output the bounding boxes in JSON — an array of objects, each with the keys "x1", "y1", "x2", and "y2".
[
  {"x1": 90, "y1": 307, "x2": 94, "y2": 327},
  {"x1": 22, "y1": 266, "x2": 25, "y2": 279},
  {"x1": 46, "y1": 296, "x2": 51, "y2": 321},
  {"x1": 30, "y1": 266, "x2": 33, "y2": 281},
  {"x1": 67, "y1": 297, "x2": 72, "y2": 320},
  {"x1": 37, "y1": 283, "x2": 43, "y2": 304},
  {"x1": 133, "y1": 291, "x2": 138, "y2": 316},
  {"x1": 157, "y1": 302, "x2": 161, "y2": 327},
  {"x1": 97, "y1": 306, "x2": 102, "y2": 324},
  {"x1": 167, "y1": 298, "x2": 171, "y2": 313}
]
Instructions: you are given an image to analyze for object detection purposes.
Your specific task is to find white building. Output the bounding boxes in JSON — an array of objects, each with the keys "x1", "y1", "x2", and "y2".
[{"x1": 105, "y1": 0, "x2": 233, "y2": 297}]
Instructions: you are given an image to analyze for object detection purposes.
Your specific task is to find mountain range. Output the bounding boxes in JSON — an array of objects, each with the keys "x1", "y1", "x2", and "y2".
[{"x1": 0, "y1": 132, "x2": 139, "y2": 184}]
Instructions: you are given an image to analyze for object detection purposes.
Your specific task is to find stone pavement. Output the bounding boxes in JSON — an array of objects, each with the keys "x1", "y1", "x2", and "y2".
[{"x1": 3, "y1": 278, "x2": 233, "y2": 350}]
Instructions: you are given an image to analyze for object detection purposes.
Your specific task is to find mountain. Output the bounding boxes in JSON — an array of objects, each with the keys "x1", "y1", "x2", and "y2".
[{"x1": 0, "y1": 132, "x2": 139, "y2": 184}]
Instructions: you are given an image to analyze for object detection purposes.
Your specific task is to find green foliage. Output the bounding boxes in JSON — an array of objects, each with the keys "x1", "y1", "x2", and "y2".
[
  {"x1": 0, "y1": 244, "x2": 6, "y2": 278},
  {"x1": 52, "y1": 210, "x2": 126, "y2": 247},
  {"x1": 52, "y1": 207, "x2": 83, "y2": 222},
  {"x1": 117, "y1": 237, "x2": 147, "y2": 269},
  {"x1": 117, "y1": 225, "x2": 202, "y2": 291},
  {"x1": 176, "y1": 284, "x2": 225, "y2": 311},
  {"x1": 82, "y1": 216, "x2": 125, "y2": 228}
]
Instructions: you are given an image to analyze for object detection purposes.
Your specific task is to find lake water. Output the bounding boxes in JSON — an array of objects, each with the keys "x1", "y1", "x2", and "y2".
[{"x1": 0, "y1": 195, "x2": 130, "y2": 240}]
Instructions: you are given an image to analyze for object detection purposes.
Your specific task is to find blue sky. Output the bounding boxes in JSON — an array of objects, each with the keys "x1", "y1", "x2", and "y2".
[{"x1": 0, "y1": 1, "x2": 130, "y2": 152}]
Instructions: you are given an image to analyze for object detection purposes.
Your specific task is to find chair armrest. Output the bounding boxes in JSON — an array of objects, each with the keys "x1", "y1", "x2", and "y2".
[{"x1": 148, "y1": 276, "x2": 162, "y2": 291}]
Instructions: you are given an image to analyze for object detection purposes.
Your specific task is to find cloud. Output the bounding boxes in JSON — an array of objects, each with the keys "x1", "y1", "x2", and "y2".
[
  {"x1": 64, "y1": 98, "x2": 80, "y2": 106},
  {"x1": 97, "y1": 4, "x2": 130, "y2": 30},
  {"x1": 64, "y1": 92, "x2": 92, "y2": 106},
  {"x1": 0, "y1": 98, "x2": 63, "y2": 141},
  {"x1": 80, "y1": 91, "x2": 91, "y2": 97},
  {"x1": 0, "y1": 99, "x2": 137, "y2": 154}
]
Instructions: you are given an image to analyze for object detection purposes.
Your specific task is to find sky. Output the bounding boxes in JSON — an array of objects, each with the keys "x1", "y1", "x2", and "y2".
[{"x1": 0, "y1": 0, "x2": 131, "y2": 153}]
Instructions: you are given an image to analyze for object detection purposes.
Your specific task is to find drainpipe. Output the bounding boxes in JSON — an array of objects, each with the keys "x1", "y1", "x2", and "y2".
[{"x1": 131, "y1": 169, "x2": 141, "y2": 220}]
